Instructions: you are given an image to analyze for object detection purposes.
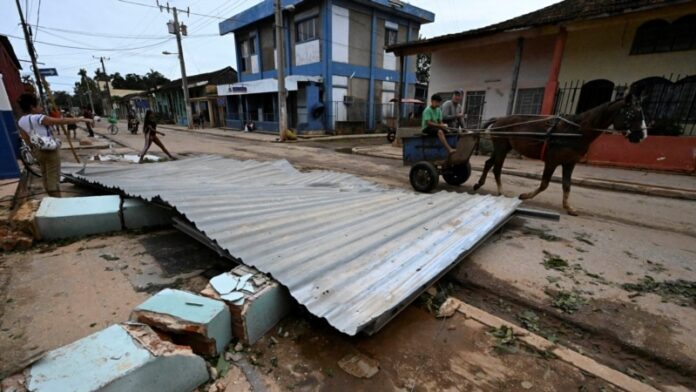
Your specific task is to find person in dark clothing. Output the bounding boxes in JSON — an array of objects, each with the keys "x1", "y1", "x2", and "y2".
[
  {"x1": 82, "y1": 106, "x2": 95, "y2": 137},
  {"x1": 139, "y1": 110, "x2": 176, "y2": 163}
]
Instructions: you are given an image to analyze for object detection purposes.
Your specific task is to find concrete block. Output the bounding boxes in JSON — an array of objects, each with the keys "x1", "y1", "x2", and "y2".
[
  {"x1": 122, "y1": 198, "x2": 174, "y2": 230},
  {"x1": 131, "y1": 289, "x2": 231, "y2": 357},
  {"x1": 201, "y1": 265, "x2": 294, "y2": 345},
  {"x1": 21, "y1": 323, "x2": 208, "y2": 392},
  {"x1": 35, "y1": 196, "x2": 121, "y2": 240}
]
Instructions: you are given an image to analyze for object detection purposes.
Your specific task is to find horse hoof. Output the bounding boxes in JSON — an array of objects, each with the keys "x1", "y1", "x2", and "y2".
[
  {"x1": 519, "y1": 193, "x2": 530, "y2": 200},
  {"x1": 566, "y1": 208, "x2": 579, "y2": 216},
  {"x1": 473, "y1": 183, "x2": 481, "y2": 191}
]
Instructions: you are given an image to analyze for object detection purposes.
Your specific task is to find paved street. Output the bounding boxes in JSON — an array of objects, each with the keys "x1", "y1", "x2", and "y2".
[
  {"x1": 80, "y1": 123, "x2": 696, "y2": 386},
  {"x1": 2, "y1": 123, "x2": 696, "y2": 391}
]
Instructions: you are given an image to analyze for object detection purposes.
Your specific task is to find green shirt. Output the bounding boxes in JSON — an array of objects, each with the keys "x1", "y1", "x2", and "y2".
[{"x1": 422, "y1": 106, "x2": 442, "y2": 129}]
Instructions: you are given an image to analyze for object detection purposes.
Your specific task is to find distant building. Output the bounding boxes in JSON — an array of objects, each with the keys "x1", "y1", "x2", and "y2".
[
  {"x1": 389, "y1": 0, "x2": 696, "y2": 135},
  {"x1": 217, "y1": 0, "x2": 434, "y2": 134},
  {"x1": 153, "y1": 66, "x2": 237, "y2": 127},
  {"x1": 0, "y1": 35, "x2": 24, "y2": 116}
]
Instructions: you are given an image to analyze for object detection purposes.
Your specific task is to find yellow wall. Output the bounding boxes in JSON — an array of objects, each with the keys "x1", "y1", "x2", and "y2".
[{"x1": 559, "y1": 3, "x2": 696, "y2": 85}]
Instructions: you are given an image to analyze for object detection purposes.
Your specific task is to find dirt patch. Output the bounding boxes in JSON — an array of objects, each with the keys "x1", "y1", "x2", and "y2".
[{"x1": 235, "y1": 306, "x2": 617, "y2": 392}]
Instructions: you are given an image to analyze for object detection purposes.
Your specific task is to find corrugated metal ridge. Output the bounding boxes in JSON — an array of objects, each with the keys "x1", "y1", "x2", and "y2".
[{"x1": 68, "y1": 156, "x2": 521, "y2": 335}]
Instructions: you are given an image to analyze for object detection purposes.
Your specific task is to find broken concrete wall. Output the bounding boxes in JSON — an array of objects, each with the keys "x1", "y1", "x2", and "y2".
[
  {"x1": 130, "y1": 289, "x2": 231, "y2": 357},
  {"x1": 19, "y1": 324, "x2": 208, "y2": 392},
  {"x1": 202, "y1": 265, "x2": 294, "y2": 345}
]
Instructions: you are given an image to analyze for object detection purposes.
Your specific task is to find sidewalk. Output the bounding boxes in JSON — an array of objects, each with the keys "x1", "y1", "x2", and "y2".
[
  {"x1": 352, "y1": 144, "x2": 696, "y2": 200},
  {"x1": 155, "y1": 123, "x2": 387, "y2": 143}
]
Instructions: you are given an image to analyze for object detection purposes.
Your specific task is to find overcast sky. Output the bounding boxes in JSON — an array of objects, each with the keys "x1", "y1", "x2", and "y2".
[{"x1": 1, "y1": 0, "x2": 559, "y2": 93}]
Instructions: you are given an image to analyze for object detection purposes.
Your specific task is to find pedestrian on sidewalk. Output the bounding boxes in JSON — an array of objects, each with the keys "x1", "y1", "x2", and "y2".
[
  {"x1": 139, "y1": 110, "x2": 176, "y2": 163},
  {"x1": 16, "y1": 93, "x2": 94, "y2": 197},
  {"x1": 64, "y1": 108, "x2": 78, "y2": 139},
  {"x1": 82, "y1": 106, "x2": 95, "y2": 137}
]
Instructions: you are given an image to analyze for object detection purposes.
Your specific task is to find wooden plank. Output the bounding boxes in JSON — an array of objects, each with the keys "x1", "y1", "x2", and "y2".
[{"x1": 453, "y1": 299, "x2": 660, "y2": 392}]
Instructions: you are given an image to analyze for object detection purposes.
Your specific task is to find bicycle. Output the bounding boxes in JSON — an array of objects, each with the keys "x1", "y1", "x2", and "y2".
[
  {"x1": 16, "y1": 132, "x2": 41, "y2": 177},
  {"x1": 108, "y1": 116, "x2": 119, "y2": 135}
]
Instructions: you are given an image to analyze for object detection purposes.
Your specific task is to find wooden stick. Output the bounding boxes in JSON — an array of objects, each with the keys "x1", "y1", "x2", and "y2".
[{"x1": 451, "y1": 298, "x2": 660, "y2": 392}]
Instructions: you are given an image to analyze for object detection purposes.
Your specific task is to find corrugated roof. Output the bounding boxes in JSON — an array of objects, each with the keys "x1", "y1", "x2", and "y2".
[{"x1": 67, "y1": 156, "x2": 520, "y2": 335}]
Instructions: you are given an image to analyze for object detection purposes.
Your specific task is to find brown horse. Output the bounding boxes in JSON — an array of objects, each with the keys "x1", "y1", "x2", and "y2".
[{"x1": 473, "y1": 92, "x2": 648, "y2": 215}]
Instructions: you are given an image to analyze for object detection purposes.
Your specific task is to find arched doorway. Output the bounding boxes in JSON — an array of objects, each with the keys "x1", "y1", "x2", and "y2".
[{"x1": 576, "y1": 79, "x2": 615, "y2": 113}]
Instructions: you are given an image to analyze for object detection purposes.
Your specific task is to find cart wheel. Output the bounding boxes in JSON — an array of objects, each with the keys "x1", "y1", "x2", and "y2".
[
  {"x1": 410, "y1": 162, "x2": 439, "y2": 192},
  {"x1": 442, "y1": 162, "x2": 472, "y2": 186},
  {"x1": 386, "y1": 130, "x2": 396, "y2": 143}
]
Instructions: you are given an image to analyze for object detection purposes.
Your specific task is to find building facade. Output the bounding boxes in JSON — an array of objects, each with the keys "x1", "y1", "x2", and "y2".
[
  {"x1": 154, "y1": 67, "x2": 237, "y2": 127},
  {"x1": 217, "y1": 0, "x2": 434, "y2": 134},
  {"x1": 0, "y1": 35, "x2": 24, "y2": 116},
  {"x1": 389, "y1": 0, "x2": 696, "y2": 135}
]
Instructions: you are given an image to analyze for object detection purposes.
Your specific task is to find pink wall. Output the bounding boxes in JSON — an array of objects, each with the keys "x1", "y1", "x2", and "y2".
[{"x1": 586, "y1": 135, "x2": 696, "y2": 173}]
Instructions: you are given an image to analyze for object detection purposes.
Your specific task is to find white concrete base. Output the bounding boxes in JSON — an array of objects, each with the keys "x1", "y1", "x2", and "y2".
[
  {"x1": 131, "y1": 289, "x2": 231, "y2": 357},
  {"x1": 24, "y1": 324, "x2": 208, "y2": 392},
  {"x1": 35, "y1": 196, "x2": 121, "y2": 240}
]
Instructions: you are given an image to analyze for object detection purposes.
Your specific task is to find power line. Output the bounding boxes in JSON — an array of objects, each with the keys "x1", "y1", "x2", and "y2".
[
  {"x1": 117, "y1": 0, "x2": 226, "y2": 19},
  {"x1": 33, "y1": 0, "x2": 42, "y2": 42},
  {"x1": 4, "y1": 32, "x2": 174, "y2": 51},
  {"x1": 34, "y1": 25, "x2": 218, "y2": 40}
]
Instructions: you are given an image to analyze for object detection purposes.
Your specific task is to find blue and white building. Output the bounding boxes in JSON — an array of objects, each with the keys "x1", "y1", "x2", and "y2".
[{"x1": 217, "y1": 0, "x2": 434, "y2": 134}]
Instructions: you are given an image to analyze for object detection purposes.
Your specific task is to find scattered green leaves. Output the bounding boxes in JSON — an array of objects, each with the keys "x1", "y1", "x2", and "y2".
[
  {"x1": 546, "y1": 290, "x2": 586, "y2": 314},
  {"x1": 622, "y1": 276, "x2": 696, "y2": 307},
  {"x1": 523, "y1": 227, "x2": 561, "y2": 242},
  {"x1": 542, "y1": 251, "x2": 569, "y2": 271},
  {"x1": 517, "y1": 311, "x2": 540, "y2": 332},
  {"x1": 487, "y1": 325, "x2": 518, "y2": 354}
]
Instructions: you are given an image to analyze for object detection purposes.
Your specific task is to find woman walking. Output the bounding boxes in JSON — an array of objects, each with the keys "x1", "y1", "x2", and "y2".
[
  {"x1": 139, "y1": 110, "x2": 176, "y2": 163},
  {"x1": 16, "y1": 93, "x2": 93, "y2": 197}
]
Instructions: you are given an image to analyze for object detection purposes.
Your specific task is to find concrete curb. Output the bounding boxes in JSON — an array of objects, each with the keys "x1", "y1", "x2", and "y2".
[{"x1": 351, "y1": 149, "x2": 696, "y2": 201}]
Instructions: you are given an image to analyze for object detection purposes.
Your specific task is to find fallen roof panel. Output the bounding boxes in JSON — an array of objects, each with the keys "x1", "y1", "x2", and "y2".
[{"x1": 67, "y1": 156, "x2": 520, "y2": 335}]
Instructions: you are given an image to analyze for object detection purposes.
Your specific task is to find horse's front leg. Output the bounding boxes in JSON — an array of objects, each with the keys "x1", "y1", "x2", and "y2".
[
  {"x1": 520, "y1": 162, "x2": 557, "y2": 200},
  {"x1": 562, "y1": 163, "x2": 578, "y2": 216}
]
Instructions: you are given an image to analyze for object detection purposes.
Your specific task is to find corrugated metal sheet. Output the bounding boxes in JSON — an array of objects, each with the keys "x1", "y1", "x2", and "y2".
[{"x1": 66, "y1": 156, "x2": 521, "y2": 335}]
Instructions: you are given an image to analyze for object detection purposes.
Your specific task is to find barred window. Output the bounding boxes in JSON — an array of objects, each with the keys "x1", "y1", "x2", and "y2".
[{"x1": 514, "y1": 88, "x2": 545, "y2": 115}]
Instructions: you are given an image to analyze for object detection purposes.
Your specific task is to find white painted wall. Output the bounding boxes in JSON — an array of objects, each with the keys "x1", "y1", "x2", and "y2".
[
  {"x1": 428, "y1": 35, "x2": 554, "y2": 119},
  {"x1": 332, "y1": 5, "x2": 349, "y2": 63},
  {"x1": 251, "y1": 55, "x2": 259, "y2": 74},
  {"x1": 296, "y1": 40, "x2": 321, "y2": 66},
  {"x1": 332, "y1": 87, "x2": 348, "y2": 124}
]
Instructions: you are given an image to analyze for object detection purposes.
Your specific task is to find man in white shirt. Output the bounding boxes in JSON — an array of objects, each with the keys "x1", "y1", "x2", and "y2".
[{"x1": 17, "y1": 93, "x2": 93, "y2": 197}]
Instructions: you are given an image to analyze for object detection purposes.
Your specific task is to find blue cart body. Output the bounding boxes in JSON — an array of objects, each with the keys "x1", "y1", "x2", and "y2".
[{"x1": 402, "y1": 134, "x2": 461, "y2": 165}]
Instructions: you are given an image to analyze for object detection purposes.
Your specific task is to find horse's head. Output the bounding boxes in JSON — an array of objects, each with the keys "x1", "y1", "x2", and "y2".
[{"x1": 611, "y1": 92, "x2": 648, "y2": 144}]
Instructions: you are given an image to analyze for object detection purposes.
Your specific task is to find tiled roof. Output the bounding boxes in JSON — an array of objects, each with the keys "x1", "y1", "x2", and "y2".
[{"x1": 388, "y1": 0, "x2": 686, "y2": 53}]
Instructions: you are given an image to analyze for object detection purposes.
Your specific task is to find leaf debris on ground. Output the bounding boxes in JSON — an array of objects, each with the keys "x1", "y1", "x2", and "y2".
[
  {"x1": 542, "y1": 251, "x2": 569, "y2": 271},
  {"x1": 546, "y1": 290, "x2": 586, "y2": 314},
  {"x1": 622, "y1": 275, "x2": 696, "y2": 307}
]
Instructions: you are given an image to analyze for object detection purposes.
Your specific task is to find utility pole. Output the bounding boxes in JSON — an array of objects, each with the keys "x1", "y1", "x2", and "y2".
[
  {"x1": 14, "y1": 0, "x2": 46, "y2": 109},
  {"x1": 95, "y1": 56, "x2": 113, "y2": 113},
  {"x1": 274, "y1": 0, "x2": 287, "y2": 141},
  {"x1": 161, "y1": 2, "x2": 193, "y2": 129}
]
